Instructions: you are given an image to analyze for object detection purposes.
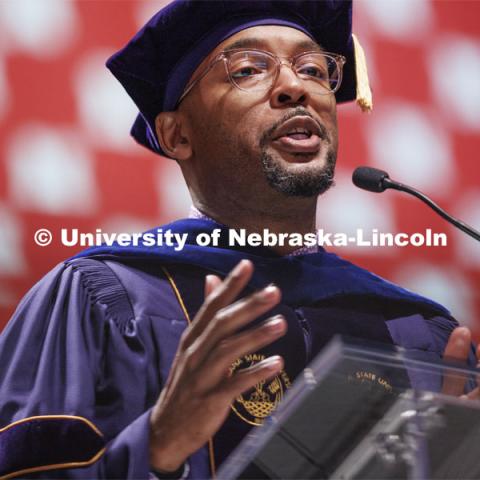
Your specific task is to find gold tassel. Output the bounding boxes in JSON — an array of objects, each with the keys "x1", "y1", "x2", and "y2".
[{"x1": 352, "y1": 33, "x2": 373, "y2": 112}]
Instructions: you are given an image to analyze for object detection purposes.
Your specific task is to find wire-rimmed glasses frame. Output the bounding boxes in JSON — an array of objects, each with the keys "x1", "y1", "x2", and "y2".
[{"x1": 176, "y1": 48, "x2": 346, "y2": 106}]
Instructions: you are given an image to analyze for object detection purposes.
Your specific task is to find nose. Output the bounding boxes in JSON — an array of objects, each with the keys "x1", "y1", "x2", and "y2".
[{"x1": 270, "y1": 62, "x2": 309, "y2": 107}]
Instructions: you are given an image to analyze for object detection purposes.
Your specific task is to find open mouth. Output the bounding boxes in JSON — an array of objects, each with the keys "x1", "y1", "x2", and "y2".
[
  {"x1": 271, "y1": 116, "x2": 323, "y2": 154},
  {"x1": 285, "y1": 129, "x2": 313, "y2": 140}
]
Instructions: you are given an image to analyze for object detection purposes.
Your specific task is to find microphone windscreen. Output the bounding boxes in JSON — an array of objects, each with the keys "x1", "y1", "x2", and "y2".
[{"x1": 352, "y1": 166, "x2": 390, "y2": 193}]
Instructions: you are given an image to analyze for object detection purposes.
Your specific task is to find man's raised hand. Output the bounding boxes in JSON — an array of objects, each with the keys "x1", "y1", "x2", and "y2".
[{"x1": 149, "y1": 259, "x2": 287, "y2": 473}]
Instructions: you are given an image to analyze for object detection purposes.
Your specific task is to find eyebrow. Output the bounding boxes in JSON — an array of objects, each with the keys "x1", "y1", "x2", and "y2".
[{"x1": 222, "y1": 36, "x2": 324, "y2": 54}]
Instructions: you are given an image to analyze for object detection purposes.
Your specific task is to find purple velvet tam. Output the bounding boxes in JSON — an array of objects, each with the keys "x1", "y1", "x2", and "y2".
[{"x1": 106, "y1": 0, "x2": 355, "y2": 156}]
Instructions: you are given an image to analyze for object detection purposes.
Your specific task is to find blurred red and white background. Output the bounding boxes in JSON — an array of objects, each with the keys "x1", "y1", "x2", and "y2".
[{"x1": 0, "y1": 0, "x2": 479, "y2": 337}]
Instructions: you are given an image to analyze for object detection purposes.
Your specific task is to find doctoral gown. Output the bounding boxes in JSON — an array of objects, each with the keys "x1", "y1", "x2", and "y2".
[{"x1": 0, "y1": 219, "x2": 467, "y2": 478}]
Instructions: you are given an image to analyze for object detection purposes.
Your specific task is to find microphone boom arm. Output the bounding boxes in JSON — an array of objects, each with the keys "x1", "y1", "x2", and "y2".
[{"x1": 383, "y1": 177, "x2": 480, "y2": 242}]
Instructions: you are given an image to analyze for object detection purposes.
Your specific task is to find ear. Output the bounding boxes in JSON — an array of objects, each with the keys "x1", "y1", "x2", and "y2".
[{"x1": 155, "y1": 112, "x2": 192, "y2": 161}]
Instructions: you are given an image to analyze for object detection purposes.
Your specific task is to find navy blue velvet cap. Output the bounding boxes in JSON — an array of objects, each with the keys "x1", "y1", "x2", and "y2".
[{"x1": 106, "y1": 0, "x2": 357, "y2": 156}]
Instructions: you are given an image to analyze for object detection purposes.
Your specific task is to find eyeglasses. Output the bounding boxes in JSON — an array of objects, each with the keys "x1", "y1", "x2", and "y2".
[{"x1": 177, "y1": 48, "x2": 346, "y2": 105}]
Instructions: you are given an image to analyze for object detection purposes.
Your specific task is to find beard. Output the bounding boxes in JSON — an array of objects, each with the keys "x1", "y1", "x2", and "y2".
[
  {"x1": 258, "y1": 107, "x2": 337, "y2": 197},
  {"x1": 261, "y1": 147, "x2": 336, "y2": 197}
]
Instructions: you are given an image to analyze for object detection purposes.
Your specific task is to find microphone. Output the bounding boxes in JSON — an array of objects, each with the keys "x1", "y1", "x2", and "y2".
[{"x1": 352, "y1": 166, "x2": 480, "y2": 242}]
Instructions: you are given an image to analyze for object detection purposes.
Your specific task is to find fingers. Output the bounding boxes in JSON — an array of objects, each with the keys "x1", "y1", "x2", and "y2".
[
  {"x1": 191, "y1": 283, "x2": 281, "y2": 361},
  {"x1": 201, "y1": 260, "x2": 254, "y2": 319},
  {"x1": 222, "y1": 355, "x2": 284, "y2": 399},
  {"x1": 204, "y1": 274, "x2": 222, "y2": 298},
  {"x1": 201, "y1": 315, "x2": 287, "y2": 388},
  {"x1": 442, "y1": 327, "x2": 472, "y2": 396},
  {"x1": 174, "y1": 259, "x2": 285, "y2": 399},
  {"x1": 180, "y1": 260, "x2": 254, "y2": 350}
]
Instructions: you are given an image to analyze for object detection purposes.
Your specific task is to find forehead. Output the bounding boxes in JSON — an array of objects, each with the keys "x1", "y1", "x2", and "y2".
[{"x1": 214, "y1": 25, "x2": 321, "y2": 57}]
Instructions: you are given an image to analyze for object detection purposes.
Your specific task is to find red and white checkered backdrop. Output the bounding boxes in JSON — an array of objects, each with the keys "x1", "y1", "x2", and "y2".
[{"x1": 0, "y1": 0, "x2": 479, "y2": 338}]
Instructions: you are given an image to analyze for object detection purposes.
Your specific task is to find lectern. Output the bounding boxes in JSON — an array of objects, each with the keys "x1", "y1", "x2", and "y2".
[{"x1": 218, "y1": 337, "x2": 480, "y2": 479}]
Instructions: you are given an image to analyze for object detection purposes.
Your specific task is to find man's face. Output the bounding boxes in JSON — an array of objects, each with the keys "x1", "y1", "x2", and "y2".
[{"x1": 179, "y1": 26, "x2": 338, "y2": 210}]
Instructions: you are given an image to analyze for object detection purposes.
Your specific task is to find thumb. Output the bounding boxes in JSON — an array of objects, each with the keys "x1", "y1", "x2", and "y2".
[
  {"x1": 443, "y1": 326, "x2": 471, "y2": 362},
  {"x1": 442, "y1": 326, "x2": 472, "y2": 397}
]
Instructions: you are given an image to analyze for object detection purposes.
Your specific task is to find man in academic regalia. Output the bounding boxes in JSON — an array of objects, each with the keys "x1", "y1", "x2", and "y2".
[{"x1": 0, "y1": 1, "x2": 478, "y2": 479}]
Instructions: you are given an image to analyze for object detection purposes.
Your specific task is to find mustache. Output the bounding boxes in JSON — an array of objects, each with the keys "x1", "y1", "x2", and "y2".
[{"x1": 259, "y1": 107, "x2": 330, "y2": 147}]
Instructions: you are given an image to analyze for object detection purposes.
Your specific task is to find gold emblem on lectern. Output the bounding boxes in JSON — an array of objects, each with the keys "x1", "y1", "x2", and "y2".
[
  {"x1": 229, "y1": 353, "x2": 292, "y2": 426},
  {"x1": 348, "y1": 370, "x2": 393, "y2": 393}
]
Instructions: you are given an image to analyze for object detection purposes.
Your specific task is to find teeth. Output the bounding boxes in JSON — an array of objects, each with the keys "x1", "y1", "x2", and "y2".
[{"x1": 287, "y1": 128, "x2": 311, "y2": 136}]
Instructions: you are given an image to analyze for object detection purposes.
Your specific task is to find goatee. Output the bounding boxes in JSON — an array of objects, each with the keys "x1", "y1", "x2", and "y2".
[
  {"x1": 261, "y1": 148, "x2": 336, "y2": 197},
  {"x1": 259, "y1": 107, "x2": 337, "y2": 197}
]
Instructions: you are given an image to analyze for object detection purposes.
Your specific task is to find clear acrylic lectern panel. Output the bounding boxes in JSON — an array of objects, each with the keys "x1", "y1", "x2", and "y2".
[{"x1": 218, "y1": 337, "x2": 480, "y2": 480}]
